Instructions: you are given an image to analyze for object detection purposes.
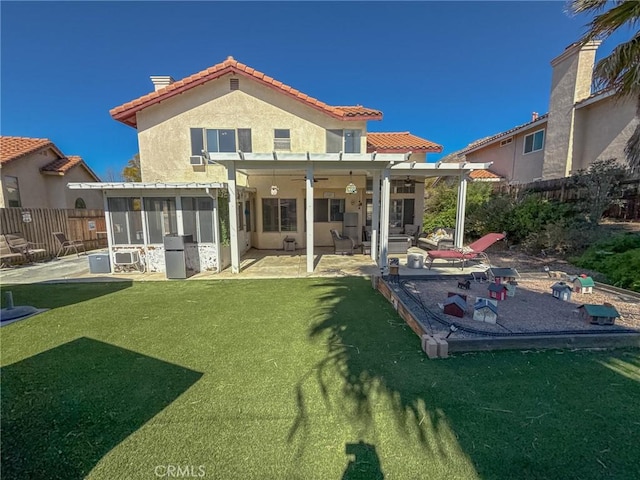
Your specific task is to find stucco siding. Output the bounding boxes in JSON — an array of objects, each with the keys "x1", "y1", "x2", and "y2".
[
  {"x1": 572, "y1": 96, "x2": 637, "y2": 172},
  {"x1": 1, "y1": 149, "x2": 58, "y2": 208},
  {"x1": 136, "y1": 75, "x2": 367, "y2": 183},
  {"x1": 465, "y1": 125, "x2": 544, "y2": 183}
]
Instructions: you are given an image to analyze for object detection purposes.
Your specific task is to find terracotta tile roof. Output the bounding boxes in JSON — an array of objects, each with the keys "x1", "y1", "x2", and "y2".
[
  {"x1": 1, "y1": 136, "x2": 54, "y2": 164},
  {"x1": 460, "y1": 114, "x2": 549, "y2": 154},
  {"x1": 366, "y1": 132, "x2": 442, "y2": 153},
  {"x1": 110, "y1": 56, "x2": 383, "y2": 127},
  {"x1": 469, "y1": 169, "x2": 502, "y2": 180},
  {"x1": 40, "y1": 155, "x2": 83, "y2": 174}
]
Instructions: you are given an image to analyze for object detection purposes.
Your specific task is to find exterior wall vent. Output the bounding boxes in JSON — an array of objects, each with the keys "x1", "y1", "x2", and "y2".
[
  {"x1": 500, "y1": 137, "x2": 513, "y2": 147},
  {"x1": 230, "y1": 78, "x2": 239, "y2": 90}
]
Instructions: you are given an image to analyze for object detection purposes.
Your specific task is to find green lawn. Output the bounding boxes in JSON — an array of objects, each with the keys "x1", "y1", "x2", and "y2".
[{"x1": 1, "y1": 278, "x2": 639, "y2": 480}]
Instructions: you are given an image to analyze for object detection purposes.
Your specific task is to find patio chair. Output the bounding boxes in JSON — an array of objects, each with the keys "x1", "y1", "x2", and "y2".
[
  {"x1": 5, "y1": 233, "x2": 47, "y2": 263},
  {"x1": 53, "y1": 232, "x2": 86, "y2": 258},
  {"x1": 330, "y1": 229, "x2": 354, "y2": 255},
  {"x1": 425, "y1": 232, "x2": 505, "y2": 270},
  {"x1": 0, "y1": 234, "x2": 25, "y2": 267}
]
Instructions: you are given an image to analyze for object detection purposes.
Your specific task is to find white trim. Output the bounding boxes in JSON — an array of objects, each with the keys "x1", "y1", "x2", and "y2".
[
  {"x1": 462, "y1": 118, "x2": 548, "y2": 154},
  {"x1": 523, "y1": 128, "x2": 545, "y2": 155},
  {"x1": 68, "y1": 182, "x2": 225, "y2": 190},
  {"x1": 575, "y1": 89, "x2": 615, "y2": 109}
]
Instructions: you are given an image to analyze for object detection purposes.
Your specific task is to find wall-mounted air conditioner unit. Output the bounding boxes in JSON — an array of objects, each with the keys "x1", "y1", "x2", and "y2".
[
  {"x1": 115, "y1": 251, "x2": 136, "y2": 264},
  {"x1": 190, "y1": 155, "x2": 204, "y2": 165}
]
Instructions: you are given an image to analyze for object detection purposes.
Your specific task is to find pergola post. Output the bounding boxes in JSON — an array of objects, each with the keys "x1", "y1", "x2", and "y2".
[
  {"x1": 454, "y1": 173, "x2": 468, "y2": 248},
  {"x1": 371, "y1": 170, "x2": 381, "y2": 262},
  {"x1": 227, "y1": 161, "x2": 240, "y2": 273},
  {"x1": 305, "y1": 165, "x2": 314, "y2": 273},
  {"x1": 379, "y1": 168, "x2": 391, "y2": 275}
]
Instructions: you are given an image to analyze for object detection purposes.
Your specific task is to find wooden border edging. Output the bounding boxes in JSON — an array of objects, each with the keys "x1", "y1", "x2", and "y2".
[
  {"x1": 375, "y1": 277, "x2": 427, "y2": 338},
  {"x1": 447, "y1": 333, "x2": 640, "y2": 353}
]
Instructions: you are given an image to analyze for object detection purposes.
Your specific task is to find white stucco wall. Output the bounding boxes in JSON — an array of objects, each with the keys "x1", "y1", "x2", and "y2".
[{"x1": 135, "y1": 74, "x2": 367, "y2": 184}]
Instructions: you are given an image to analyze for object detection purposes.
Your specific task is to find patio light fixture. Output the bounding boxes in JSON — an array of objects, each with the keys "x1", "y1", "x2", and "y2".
[
  {"x1": 345, "y1": 171, "x2": 357, "y2": 195},
  {"x1": 270, "y1": 170, "x2": 279, "y2": 196}
]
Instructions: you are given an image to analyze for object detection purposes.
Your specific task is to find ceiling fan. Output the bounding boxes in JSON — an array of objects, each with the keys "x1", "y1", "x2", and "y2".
[
  {"x1": 403, "y1": 176, "x2": 415, "y2": 187},
  {"x1": 291, "y1": 176, "x2": 329, "y2": 183}
]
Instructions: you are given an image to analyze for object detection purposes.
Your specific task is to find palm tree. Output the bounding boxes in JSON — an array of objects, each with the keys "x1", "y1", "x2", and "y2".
[{"x1": 570, "y1": 0, "x2": 640, "y2": 172}]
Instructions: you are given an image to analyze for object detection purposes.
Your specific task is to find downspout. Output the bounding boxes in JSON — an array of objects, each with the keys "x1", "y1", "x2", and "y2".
[{"x1": 206, "y1": 187, "x2": 222, "y2": 273}]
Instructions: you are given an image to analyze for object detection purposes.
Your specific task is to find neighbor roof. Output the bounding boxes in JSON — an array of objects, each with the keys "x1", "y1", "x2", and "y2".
[
  {"x1": 469, "y1": 169, "x2": 502, "y2": 181},
  {"x1": 460, "y1": 114, "x2": 549, "y2": 154},
  {"x1": 110, "y1": 56, "x2": 383, "y2": 128},
  {"x1": 41, "y1": 155, "x2": 82, "y2": 174},
  {"x1": 1, "y1": 136, "x2": 60, "y2": 165},
  {"x1": 366, "y1": 132, "x2": 442, "y2": 153}
]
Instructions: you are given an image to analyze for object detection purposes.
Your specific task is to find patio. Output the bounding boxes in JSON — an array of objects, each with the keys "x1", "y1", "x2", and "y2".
[{"x1": 0, "y1": 247, "x2": 488, "y2": 284}]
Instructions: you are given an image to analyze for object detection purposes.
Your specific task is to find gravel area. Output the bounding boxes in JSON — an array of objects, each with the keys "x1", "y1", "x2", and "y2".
[{"x1": 394, "y1": 272, "x2": 640, "y2": 339}]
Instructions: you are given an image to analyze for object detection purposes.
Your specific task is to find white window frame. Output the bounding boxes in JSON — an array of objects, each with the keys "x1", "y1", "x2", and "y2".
[{"x1": 523, "y1": 129, "x2": 545, "y2": 155}]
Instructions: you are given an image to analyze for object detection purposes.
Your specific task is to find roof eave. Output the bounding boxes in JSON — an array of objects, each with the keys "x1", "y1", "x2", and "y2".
[{"x1": 462, "y1": 117, "x2": 549, "y2": 155}]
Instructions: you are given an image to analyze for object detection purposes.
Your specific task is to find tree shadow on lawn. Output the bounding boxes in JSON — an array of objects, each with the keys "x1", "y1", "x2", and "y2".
[
  {"x1": 289, "y1": 277, "x2": 640, "y2": 479},
  {"x1": 1, "y1": 337, "x2": 202, "y2": 480},
  {"x1": 0, "y1": 281, "x2": 133, "y2": 310}
]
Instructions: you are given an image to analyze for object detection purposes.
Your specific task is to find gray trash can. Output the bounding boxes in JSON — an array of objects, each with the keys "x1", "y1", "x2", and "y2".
[
  {"x1": 407, "y1": 253, "x2": 425, "y2": 269},
  {"x1": 88, "y1": 253, "x2": 111, "y2": 273}
]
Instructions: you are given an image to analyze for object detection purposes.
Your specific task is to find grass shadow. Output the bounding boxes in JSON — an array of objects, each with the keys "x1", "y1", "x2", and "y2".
[
  {"x1": 0, "y1": 281, "x2": 132, "y2": 310},
  {"x1": 1, "y1": 337, "x2": 202, "y2": 480}
]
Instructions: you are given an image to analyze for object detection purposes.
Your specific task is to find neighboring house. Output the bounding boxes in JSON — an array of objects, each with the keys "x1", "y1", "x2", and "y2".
[
  {"x1": 0, "y1": 136, "x2": 101, "y2": 209},
  {"x1": 449, "y1": 41, "x2": 638, "y2": 183},
  {"x1": 71, "y1": 56, "x2": 490, "y2": 274}
]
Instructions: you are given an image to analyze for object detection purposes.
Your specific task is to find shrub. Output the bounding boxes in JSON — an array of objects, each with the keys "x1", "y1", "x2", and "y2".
[{"x1": 571, "y1": 233, "x2": 640, "y2": 292}]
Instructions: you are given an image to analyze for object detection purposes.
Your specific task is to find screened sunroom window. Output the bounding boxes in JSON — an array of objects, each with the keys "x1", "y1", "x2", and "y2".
[
  {"x1": 182, "y1": 197, "x2": 215, "y2": 243},
  {"x1": 108, "y1": 197, "x2": 143, "y2": 245},
  {"x1": 144, "y1": 198, "x2": 178, "y2": 243}
]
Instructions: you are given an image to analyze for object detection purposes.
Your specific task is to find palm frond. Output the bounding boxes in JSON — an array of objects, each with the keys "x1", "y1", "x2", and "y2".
[
  {"x1": 574, "y1": 0, "x2": 640, "y2": 42},
  {"x1": 570, "y1": 0, "x2": 619, "y2": 16},
  {"x1": 592, "y1": 31, "x2": 640, "y2": 98}
]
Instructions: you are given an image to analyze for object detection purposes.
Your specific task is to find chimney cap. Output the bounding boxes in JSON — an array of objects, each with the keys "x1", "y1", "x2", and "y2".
[{"x1": 532, "y1": 111, "x2": 539, "y2": 121}]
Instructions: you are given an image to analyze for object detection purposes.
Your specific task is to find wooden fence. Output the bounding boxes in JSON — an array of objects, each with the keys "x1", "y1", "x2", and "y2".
[
  {"x1": 0, "y1": 208, "x2": 107, "y2": 257},
  {"x1": 495, "y1": 177, "x2": 640, "y2": 221}
]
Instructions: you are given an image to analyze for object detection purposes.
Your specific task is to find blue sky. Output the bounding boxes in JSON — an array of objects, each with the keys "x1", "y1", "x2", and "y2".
[{"x1": 1, "y1": 1, "x2": 631, "y2": 179}]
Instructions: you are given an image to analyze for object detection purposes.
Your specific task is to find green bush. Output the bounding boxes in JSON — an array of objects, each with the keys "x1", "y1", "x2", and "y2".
[
  {"x1": 571, "y1": 233, "x2": 640, "y2": 292},
  {"x1": 423, "y1": 181, "x2": 492, "y2": 232}
]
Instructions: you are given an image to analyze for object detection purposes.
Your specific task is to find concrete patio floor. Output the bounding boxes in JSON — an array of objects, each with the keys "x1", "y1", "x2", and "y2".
[{"x1": 0, "y1": 246, "x2": 487, "y2": 284}]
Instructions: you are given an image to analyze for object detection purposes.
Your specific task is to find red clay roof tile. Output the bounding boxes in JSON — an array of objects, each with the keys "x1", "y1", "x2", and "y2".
[
  {"x1": 1, "y1": 136, "x2": 54, "y2": 164},
  {"x1": 40, "y1": 155, "x2": 83, "y2": 174},
  {"x1": 110, "y1": 56, "x2": 383, "y2": 127},
  {"x1": 366, "y1": 132, "x2": 442, "y2": 153},
  {"x1": 469, "y1": 169, "x2": 502, "y2": 180}
]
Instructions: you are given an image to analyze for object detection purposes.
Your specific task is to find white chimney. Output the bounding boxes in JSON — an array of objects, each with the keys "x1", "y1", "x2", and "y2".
[
  {"x1": 532, "y1": 112, "x2": 538, "y2": 122},
  {"x1": 150, "y1": 76, "x2": 175, "y2": 92}
]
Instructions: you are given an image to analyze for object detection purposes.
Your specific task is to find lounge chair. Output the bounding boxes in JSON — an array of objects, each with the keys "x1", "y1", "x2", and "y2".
[
  {"x1": 425, "y1": 233, "x2": 505, "y2": 270},
  {"x1": 0, "y1": 234, "x2": 25, "y2": 267},
  {"x1": 53, "y1": 232, "x2": 86, "y2": 258},
  {"x1": 4, "y1": 233, "x2": 47, "y2": 263},
  {"x1": 330, "y1": 229, "x2": 354, "y2": 255}
]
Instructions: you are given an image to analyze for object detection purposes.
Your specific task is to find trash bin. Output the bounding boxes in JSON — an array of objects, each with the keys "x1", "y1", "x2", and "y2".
[
  {"x1": 164, "y1": 234, "x2": 193, "y2": 279},
  {"x1": 407, "y1": 253, "x2": 425, "y2": 269},
  {"x1": 88, "y1": 253, "x2": 111, "y2": 274}
]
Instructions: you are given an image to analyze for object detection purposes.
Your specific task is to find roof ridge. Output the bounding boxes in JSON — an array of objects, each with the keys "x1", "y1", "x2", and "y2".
[{"x1": 110, "y1": 57, "x2": 383, "y2": 127}]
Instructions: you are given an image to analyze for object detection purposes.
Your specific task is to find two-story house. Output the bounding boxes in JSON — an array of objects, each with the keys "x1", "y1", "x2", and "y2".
[
  {"x1": 1, "y1": 136, "x2": 101, "y2": 209},
  {"x1": 71, "y1": 57, "x2": 489, "y2": 274},
  {"x1": 449, "y1": 41, "x2": 638, "y2": 183}
]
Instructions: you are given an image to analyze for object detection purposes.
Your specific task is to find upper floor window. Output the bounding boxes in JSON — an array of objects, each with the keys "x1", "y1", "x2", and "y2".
[
  {"x1": 326, "y1": 129, "x2": 361, "y2": 154},
  {"x1": 523, "y1": 129, "x2": 544, "y2": 154},
  {"x1": 274, "y1": 129, "x2": 291, "y2": 151},
  {"x1": 4, "y1": 176, "x2": 21, "y2": 207},
  {"x1": 190, "y1": 128, "x2": 252, "y2": 156},
  {"x1": 75, "y1": 198, "x2": 87, "y2": 209}
]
